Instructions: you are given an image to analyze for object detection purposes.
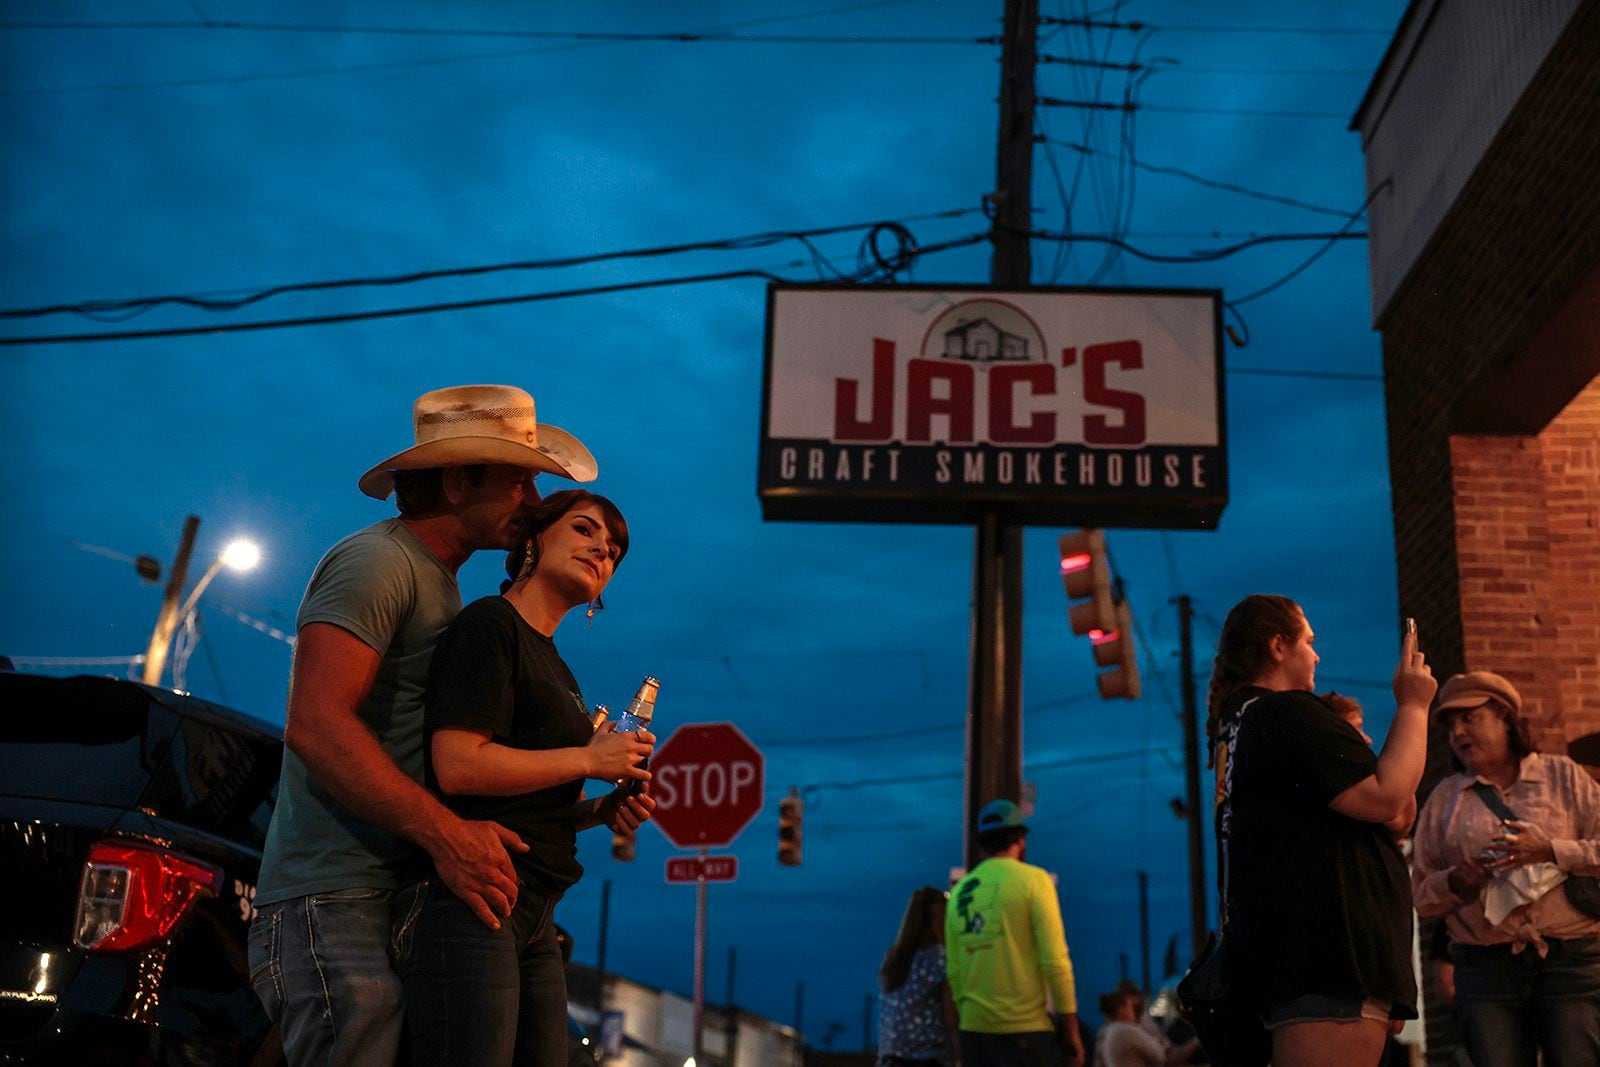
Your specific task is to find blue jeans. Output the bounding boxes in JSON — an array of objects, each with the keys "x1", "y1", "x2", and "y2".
[
  {"x1": 1451, "y1": 937, "x2": 1600, "y2": 1067},
  {"x1": 396, "y1": 879, "x2": 567, "y2": 1067},
  {"x1": 247, "y1": 886, "x2": 406, "y2": 1067}
]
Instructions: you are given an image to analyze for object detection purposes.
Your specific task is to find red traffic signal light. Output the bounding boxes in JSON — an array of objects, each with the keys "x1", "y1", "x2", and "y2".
[
  {"x1": 1060, "y1": 529, "x2": 1115, "y2": 636},
  {"x1": 1093, "y1": 601, "x2": 1142, "y2": 700},
  {"x1": 778, "y1": 788, "x2": 803, "y2": 867}
]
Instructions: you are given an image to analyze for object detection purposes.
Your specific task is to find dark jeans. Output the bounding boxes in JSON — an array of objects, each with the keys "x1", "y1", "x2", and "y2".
[
  {"x1": 957, "y1": 1030, "x2": 1061, "y2": 1067},
  {"x1": 247, "y1": 886, "x2": 405, "y2": 1067},
  {"x1": 395, "y1": 879, "x2": 566, "y2": 1067},
  {"x1": 1451, "y1": 936, "x2": 1600, "y2": 1067}
]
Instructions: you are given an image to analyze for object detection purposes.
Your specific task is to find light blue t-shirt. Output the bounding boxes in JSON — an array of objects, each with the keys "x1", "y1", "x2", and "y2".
[{"x1": 256, "y1": 519, "x2": 461, "y2": 905}]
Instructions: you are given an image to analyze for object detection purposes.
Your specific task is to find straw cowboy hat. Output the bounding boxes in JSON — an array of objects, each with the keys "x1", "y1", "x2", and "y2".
[{"x1": 358, "y1": 384, "x2": 597, "y2": 500}]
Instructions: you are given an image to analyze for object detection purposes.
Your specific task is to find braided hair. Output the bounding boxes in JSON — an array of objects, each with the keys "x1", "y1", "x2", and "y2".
[{"x1": 1205, "y1": 594, "x2": 1304, "y2": 766}]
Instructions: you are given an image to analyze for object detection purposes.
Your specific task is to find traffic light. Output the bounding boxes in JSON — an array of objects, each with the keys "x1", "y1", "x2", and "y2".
[
  {"x1": 1092, "y1": 599, "x2": 1142, "y2": 700},
  {"x1": 611, "y1": 827, "x2": 635, "y2": 863},
  {"x1": 1059, "y1": 530, "x2": 1116, "y2": 637},
  {"x1": 1060, "y1": 529, "x2": 1140, "y2": 700},
  {"x1": 778, "y1": 787, "x2": 803, "y2": 867}
]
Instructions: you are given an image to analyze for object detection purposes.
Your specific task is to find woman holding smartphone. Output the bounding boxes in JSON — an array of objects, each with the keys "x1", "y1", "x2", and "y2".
[
  {"x1": 1412, "y1": 671, "x2": 1600, "y2": 1066},
  {"x1": 398, "y1": 489, "x2": 654, "y2": 1067},
  {"x1": 1205, "y1": 595, "x2": 1436, "y2": 1066}
]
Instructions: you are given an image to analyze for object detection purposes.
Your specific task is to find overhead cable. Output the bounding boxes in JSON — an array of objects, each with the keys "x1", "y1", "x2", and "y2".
[
  {"x1": 1013, "y1": 227, "x2": 1368, "y2": 264},
  {"x1": 1227, "y1": 179, "x2": 1390, "y2": 306},
  {"x1": 0, "y1": 19, "x2": 1000, "y2": 45},
  {"x1": 803, "y1": 746, "x2": 1176, "y2": 793},
  {"x1": 0, "y1": 232, "x2": 990, "y2": 347},
  {"x1": 1, "y1": 0, "x2": 930, "y2": 97},
  {"x1": 1038, "y1": 16, "x2": 1390, "y2": 35},
  {"x1": 1040, "y1": 96, "x2": 1346, "y2": 119},
  {"x1": 0, "y1": 207, "x2": 979, "y2": 322},
  {"x1": 1041, "y1": 138, "x2": 1354, "y2": 219}
]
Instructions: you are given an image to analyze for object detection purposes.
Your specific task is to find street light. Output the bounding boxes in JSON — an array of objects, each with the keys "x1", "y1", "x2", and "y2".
[{"x1": 141, "y1": 528, "x2": 261, "y2": 687}]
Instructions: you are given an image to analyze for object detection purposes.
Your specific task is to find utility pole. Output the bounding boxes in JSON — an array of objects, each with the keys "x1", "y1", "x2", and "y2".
[
  {"x1": 966, "y1": 0, "x2": 1038, "y2": 868},
  {"x1": 1177, "y1": 595, "x2": 1208, "y2": 960},
  {"x1": 141, "y1": 515, "x2": 200, "y2": 686},
  {"x1": 1137, "y1": 870, "x2": 1151, "y2": 995},
  {"x1": 725, "y1": 946, "x2": 738, "y2": 1064}
]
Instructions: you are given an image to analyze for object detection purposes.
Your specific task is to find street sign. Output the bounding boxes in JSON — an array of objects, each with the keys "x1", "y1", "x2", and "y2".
[
  {"x1": 650, "y1": 722, "x2": 765, "y2": 849},
  {"x1": 665, "y1": 854, "x2": 739, "y2": 884}
]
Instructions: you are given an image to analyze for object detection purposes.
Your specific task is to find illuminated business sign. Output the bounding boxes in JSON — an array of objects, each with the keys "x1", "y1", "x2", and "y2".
[{"x1": 758, "y1": 284, "x2": 1226, "y2": 527}]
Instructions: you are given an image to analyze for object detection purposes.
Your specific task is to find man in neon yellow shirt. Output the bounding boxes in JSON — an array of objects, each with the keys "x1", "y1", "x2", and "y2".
[{"x1": 947, "y1": 799, "x2": 1085, "y2": 1066}]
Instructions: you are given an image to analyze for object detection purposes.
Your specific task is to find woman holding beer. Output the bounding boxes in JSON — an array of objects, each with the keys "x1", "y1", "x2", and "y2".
[{"x1": 399, "y1": 490, "x2": 654, "y2": 1067}]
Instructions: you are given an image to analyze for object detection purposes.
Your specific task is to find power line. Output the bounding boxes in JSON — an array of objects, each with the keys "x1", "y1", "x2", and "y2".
[
  {"x1": 803, "y1": 746, "x2": 1175, "y2": 792},
  {"x1": 0, "y1": 19, "x2": 1000, "y2": 46},
  {"x1": 0, "y1": 207, "x2": 980, "y2": 322},
  {"x1": 1037, "y1": 16, "x2": 1391, "y2": 36},
  {"x1": 1040, "y1": 96, "x2": 1346, "y2": 119},
  {"x1": 765, "y1": 689, "x2": 1103, "y2": 747},
  {"x1": 1228, "y1": 178, "x2": 1391, "y2": 306},
  {"x1": 1013, "y1": 226, "x2": 1368, "y2": 264},
  {"x1": 1041, "y1": 138, "x2": 1354, "y2": 219},
  {"x1": 1038, "y1": 53, "x2": 1140, "y2": 72},
  {"x1": 0, "y1": 232, "x2": 990, "y2": 347},
  {"x1": 1, "y1": 0, "x2": 922, "y2": 97}
]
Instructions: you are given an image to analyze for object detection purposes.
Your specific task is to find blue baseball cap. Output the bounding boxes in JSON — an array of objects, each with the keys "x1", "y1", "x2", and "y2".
[{"x1": 977, "y1": 799, "x2": 1029, "y2": 833}]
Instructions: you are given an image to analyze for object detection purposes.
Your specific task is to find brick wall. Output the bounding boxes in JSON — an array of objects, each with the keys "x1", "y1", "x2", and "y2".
[
  {"x1": 1374, "y1": 0, "x2": 1600, "y2": 790},
  {"x1": 1542, "y1": 382, "x2": 1600, "y2": 741},
  {"x1": 1449, "y1": 377, "x2": 1600, "y2": 750},
  {"x1": 1365, "y1": 6, "x2": 1600, "y2": 1060}
]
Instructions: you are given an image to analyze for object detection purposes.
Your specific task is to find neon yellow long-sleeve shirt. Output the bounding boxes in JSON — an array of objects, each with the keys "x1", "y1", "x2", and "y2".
[{"x1": 946, "y1": 856, "x2": 1078, "y2": 1032}]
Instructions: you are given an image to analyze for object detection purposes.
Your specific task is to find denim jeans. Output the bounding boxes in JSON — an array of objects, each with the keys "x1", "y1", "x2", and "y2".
[
  {"x1": 247, "y1": 886, "x2": 405, "y2": 1067},
  {"x1": 1451, "y1": 936, "x2": 1600, "y2": 1067},
  {"x1": 395, "y1": 879, "x2": 567, "y2": 1067}
]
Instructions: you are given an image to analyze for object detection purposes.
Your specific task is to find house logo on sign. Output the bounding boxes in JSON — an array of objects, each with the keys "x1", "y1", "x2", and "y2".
[{"x1": 923, "y1": 298, "x2": 1047, "y2": 364}]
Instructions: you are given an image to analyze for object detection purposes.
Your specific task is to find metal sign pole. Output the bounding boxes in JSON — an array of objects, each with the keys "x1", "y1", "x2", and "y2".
[{"x1": 693, "y1": 849, "x2": 708, "y2": 1058}]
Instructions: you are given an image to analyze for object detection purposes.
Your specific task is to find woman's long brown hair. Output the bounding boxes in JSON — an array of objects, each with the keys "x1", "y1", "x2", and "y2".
[
  {"x1": 1204, "y1": 594, "x2": 1303, "y2": 765},
  {"x1": 880, "y1": 886, "x2": 946, "y2": 993}
]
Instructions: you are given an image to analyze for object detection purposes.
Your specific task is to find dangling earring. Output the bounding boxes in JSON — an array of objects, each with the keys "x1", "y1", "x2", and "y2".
[{"x1": 586, "y1": 600, "x2": 597, "y2": 620}]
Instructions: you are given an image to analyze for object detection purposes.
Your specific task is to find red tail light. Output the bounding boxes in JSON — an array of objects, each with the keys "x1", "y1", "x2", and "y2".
[{"x1": 73, "y1": 842, "x2": 221, "y2": 952}]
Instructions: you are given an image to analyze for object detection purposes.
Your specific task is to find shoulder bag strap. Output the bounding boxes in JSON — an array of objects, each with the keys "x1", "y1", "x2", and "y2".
[{"x1": 1469, "y1": 781, "x2": 1520, "y2": 823}]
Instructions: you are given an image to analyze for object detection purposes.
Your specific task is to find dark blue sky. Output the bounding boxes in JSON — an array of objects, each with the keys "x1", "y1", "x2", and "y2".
[{"x1": 3, "y1": 0, "x2": 1406, "y2": 1045}]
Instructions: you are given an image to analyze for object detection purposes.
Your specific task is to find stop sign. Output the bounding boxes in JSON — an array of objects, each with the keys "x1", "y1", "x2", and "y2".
[{"x1": 649, "y1": 722, "x2": 765, "y2": 849}]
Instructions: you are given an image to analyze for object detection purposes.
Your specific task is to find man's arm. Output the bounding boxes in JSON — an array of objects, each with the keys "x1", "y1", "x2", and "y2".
[
  {"x1": 1027, "y1": 873, "x2": 1083, "y2": 1065},
  {"x1": 284, "y1": 622, "x2": 526, "y2": 928}
]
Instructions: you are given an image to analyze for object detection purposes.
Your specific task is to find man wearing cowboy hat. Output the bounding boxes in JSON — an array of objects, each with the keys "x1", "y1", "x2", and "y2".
[{"x1": 250, "y1": 385, "x2": 596, "y2": 1067}]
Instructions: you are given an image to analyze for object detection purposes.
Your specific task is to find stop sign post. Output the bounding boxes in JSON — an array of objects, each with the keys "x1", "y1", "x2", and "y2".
[{"x1": 648, "y1": 722, "x2": 764, "y2": 1058}]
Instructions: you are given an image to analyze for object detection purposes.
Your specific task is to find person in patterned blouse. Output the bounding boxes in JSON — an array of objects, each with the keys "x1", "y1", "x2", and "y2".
[{"x1": 879, "y1": 886, "x2": 959, "y2": 1066}]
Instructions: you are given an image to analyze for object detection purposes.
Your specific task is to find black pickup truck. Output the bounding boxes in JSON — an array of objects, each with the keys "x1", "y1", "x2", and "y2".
[{"x1": 0, "y1": 672, "x2": 283, "y2": 1065}]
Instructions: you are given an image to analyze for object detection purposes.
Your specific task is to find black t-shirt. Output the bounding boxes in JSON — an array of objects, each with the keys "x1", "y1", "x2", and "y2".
[
  {"x1": 1219, "y1": 686, "x2": 1417, "y2": 1018},
  {"x1": 424, "y1": 596, "x2": 594, "y2": 897}
]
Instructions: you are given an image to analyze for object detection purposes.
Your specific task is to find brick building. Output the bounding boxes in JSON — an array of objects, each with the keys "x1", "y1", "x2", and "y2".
[
  {"x1": 1352, "y1": 0, "x2": 1600, "y2": 773},
  {"x1": 1352, "y1": 1, "x2": 1600, "y2": 1059}
]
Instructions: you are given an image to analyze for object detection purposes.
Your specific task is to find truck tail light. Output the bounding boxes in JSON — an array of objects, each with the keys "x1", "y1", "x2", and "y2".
[{"x1": 73, "y1": 842, "x2": 221, "y2": 952}]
